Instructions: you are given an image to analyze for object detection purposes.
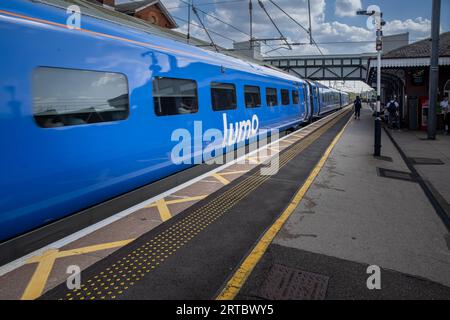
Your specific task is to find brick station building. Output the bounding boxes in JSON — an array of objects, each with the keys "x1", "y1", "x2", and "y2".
[
  {"x1": 367, "y1": 32, "x2": 450, "y2": 131},
  {"x1": 87, "y1": 0, "x2": 177, "y2": 29}
]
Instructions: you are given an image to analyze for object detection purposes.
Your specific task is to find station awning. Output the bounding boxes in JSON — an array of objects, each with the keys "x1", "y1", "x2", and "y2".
[{"x1": 369, "y1": 57, "x2": 450, "y2": 69}]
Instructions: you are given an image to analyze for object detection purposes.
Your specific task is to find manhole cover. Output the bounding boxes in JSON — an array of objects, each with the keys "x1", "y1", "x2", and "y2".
[
  {"x1": 258, "y1": 264, "x2": 329, "y2": 300},
  {"x1": 377, "y1": 168, "x2": 416, "y2": 182},
  {"x1": 409, "y1": 157, "x2": 444, "y2": 165}
]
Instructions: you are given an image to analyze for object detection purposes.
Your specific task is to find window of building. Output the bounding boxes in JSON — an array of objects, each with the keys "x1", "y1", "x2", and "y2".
[
  {"x1": 32, "y1": 67, "x2": 129, "y2": 128},
  {"x1": 292, "y1": 90, "x2": 299, "y2": 104},
  {"x1": 266, "y1": 88, "x2": 278, "y2": 107},
  {"x1": 153, "y1": 77, "x2": 198, "y2": 116},
  {"x1": 211, "y1": 82, "x2": 237, "y2": 111},
  {"x1": 281, "y1": 89, "x2": 290, "y2": 105},
  {"x1": 244, "y1": 85, "x2": 261, "y2": 108},
  {"x1": 444, "y1": 79, "x2": 450, "y2": 97}
]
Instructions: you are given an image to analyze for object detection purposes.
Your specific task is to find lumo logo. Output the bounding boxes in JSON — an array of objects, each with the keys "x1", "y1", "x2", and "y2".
[
  {"x1": 66, "y1": 5, "x2": 81, "y2": 30},
  {"x1": 170, "y1": 113, "x2": 279, "y2": 175},
  {"x1": 222, "y1": 113, "x2": 259, "y2": 147}
]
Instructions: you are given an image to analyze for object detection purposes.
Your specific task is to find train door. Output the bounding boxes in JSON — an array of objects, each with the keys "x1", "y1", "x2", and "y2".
[
  {"x1": 296, "y1": 84, "x2": 306, "y2": 123},
  {"x1": 315, "y1": 85, "x2": 321, "y2": 117},
  {"x1": 308, "y1": 83, "x2": 317, "y2": 121},
  {"x1": 308, "y1": 82, "x2": 318, "y2": 119},
  {"x1": 302, "y1": 83, "x2": 310, "y2": 123},
  {"x1": 301, "y1": 83, "x2": 309, "y2": 123}
]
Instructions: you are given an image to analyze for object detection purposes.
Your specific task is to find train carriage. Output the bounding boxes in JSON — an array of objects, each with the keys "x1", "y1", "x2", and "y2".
[
  {"x1": 0, "y1": 0, "x2": 350, "y2": 242},
  {"x1": 0, "y1": 0, "x2": 315, "y2": 241}
]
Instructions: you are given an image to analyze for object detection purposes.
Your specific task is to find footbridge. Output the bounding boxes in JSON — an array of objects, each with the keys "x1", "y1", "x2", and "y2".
[{"x1": 264, "y1": 53, "x2": 376, "y2": 81}]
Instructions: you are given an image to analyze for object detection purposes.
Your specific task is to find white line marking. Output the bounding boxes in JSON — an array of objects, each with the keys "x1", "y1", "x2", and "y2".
[{"x1": 0, "y1": 108, "x2": 348, "y2": 276}]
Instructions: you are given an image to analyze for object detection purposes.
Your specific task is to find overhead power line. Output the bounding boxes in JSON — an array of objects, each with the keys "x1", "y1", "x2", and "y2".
[
  {"x1": 175, "y1": 0, "x2": 288, "y2": 56},
  {"x1": 257, "y1": 0, "x2": 292, "y2": 50},
  {"x1": 266, "y1": 0, "x2": 323, "y2": 55},
  {"x1": 171, "y1": 14, "x2": 238, "y2": 43},
  {"x1": 191, "y1": 6, "x2": 220, "y2": 52},
  {"x1": 178, "y1": 0, "x2": 249, "y2": 36},
  {"x1": 267, "y1": 0, "x2": 309, "y2": 34},
  {"x1": 166, "y1": 0, "x2": 247, "y2": 10}
]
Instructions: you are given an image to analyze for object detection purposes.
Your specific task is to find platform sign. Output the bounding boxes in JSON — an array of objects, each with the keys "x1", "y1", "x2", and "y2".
[{"x1": 376, "y1": 40, "x2": 382, "y2": 51}]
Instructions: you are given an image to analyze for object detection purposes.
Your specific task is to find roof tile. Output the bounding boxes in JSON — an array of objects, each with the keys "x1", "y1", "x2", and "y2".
[{"x1": 383, "y1": 31, "x2": 450, "y2": 58}]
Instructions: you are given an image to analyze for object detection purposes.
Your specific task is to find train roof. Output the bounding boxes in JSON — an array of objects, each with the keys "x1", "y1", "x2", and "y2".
[{"x1": 12, "y1": 0, "x2": 305, "y2": 85}]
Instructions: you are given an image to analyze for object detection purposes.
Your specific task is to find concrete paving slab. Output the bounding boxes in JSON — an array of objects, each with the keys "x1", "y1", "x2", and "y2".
[
  {"x1": 390, "y1": 129, "x2": 450, "y2": 204},
  {"x1": 273, "y1": 106, "x2": 450, "y2": 288},
  {"x1": 238, "y1": 245, "x2": 450, "y2": 300}
]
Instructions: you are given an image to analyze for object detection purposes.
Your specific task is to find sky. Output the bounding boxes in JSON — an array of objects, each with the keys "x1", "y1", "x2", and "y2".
[
  {"x1": 149, "y1": 0, "x2": 450, "y2": 55},
  {"x1": 116, "y1": 0, "x2": 450, "y2": 92}
]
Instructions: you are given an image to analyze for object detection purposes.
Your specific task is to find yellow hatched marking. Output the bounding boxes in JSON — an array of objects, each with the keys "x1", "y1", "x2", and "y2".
[
  {"x1": 21, "y1": 239, "x2": 134, "y2": 300},
  {"x1": 267, "y1": 146, "x2": 281, "y2": 153},
  {"x1": 145, "y1": 195, "x2": 208, "y2": 221},
  {"x1": 22, "y1": 249, "x2": 59, "y2": 301},
  {"x1": 245, "y1": 157, "x2": 260, "y2": 164},
  {"x1": 282, "y1": 139, "x2": 299, "y2": 144},
  {"x1": 163, "y1": 195, "x2": 208, "y2": 205},
  {"x1": 245, "y1": 154, "x2": 273, "y2": 164},
  {"x1": 211, "y1": 173, "x2": 230, "y2": 185},
  {"x1": 216, "y1": 114, "x2": 352, "y2": 300},
  {"x1": 155, "y1": 199, "x2": 171, "y2": 222},
  {"x1": 218, "y1": 170, "x2": 248, "y2": 176},
  {"x1": 51, "y1": 109, "x2": 350, "y2": 301}
]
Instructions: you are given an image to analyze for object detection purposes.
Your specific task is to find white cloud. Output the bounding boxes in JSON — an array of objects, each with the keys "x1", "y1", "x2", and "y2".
[
  {"x1": 384, "y1": 17, "x2": 431, "y2": 39},
  {"x1": 335, "y1": 0, "x2": 362, "y2": 17},
  {"x1": 154, "y1": 0, "x2": 433, "y2": 56}
]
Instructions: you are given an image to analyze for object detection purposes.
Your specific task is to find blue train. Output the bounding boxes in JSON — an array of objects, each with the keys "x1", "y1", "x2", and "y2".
[{"x1": 0, "y1": 0, "x2": 349, "y2": 242}]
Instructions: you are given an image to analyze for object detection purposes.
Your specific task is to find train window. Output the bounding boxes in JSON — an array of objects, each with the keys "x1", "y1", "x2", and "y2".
[
  {"x1": 292, "y1": 90, "x2": 299, "y2": 104},
  {"x1": 244, "y1": 85, "x2": 261, "y2": 108},
  {"x1": 153, "y1": 77, "x2": 198, "y2": 116},
  {"x1": 32, "y1": 67, "x2": 129, "y2": 128},
  {"x1": 211, "y1": 82, "x2": 237, "y2": 111},
  {"x1": 281, "y1": 89, "x2": 290, "y2": 106},
  {"x1": 266, "y1": 88, "x2": 278, "y2": 107}
]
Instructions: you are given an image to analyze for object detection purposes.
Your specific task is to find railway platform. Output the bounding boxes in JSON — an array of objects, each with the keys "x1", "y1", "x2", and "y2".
[
  {"x1": 1, "y1": 106, "x2": 450, "y2": 300},
  {"x1": 236, "y1": 106, "x2": 450, "y2": 300}
]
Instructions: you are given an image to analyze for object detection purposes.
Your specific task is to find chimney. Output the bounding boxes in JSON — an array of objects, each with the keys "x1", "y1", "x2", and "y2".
[{"x1": 102, "y1": 0, "x2": 115, "y2": 7}]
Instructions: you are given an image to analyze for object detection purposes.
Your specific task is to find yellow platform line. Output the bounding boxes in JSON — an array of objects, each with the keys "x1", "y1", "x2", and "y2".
[
  {"x1": 216, "y1": 115, "x2": 352, "y2": 300},
  {"x1": 22, "y1": 239, "x2": 134, "y2": 300}
]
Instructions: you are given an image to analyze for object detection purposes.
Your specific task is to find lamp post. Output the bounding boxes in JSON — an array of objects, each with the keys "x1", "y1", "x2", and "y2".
[
  {"x1": 427, "y1": 0, "x2": 441, "y2": 140},
  {"x1": 357, "y1": 9, "x2": 385, "y2": 157}
]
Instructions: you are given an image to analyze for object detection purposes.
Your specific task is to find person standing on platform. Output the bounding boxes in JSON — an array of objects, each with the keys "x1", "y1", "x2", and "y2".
[
  {"x1": 387, "y1": 97, "x2": 399, "y2": 129},
  {"x1": 354, "y1": 96, "x2": 362, "y2": 120},
  {"x1": 440, "y1": 96, "x2": 449, "y2": 134}
]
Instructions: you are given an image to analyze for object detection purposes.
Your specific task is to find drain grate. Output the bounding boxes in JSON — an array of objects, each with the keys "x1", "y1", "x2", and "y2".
[
  {"x1": 258, "y1": 264, "x2": 329, "y2": 300},
  {"x1": 409, "y1": 157, "x2": 444, "y2": 165},
  {"x1": 377, "y1": 168, "x2": 416, "y2": 182}
]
